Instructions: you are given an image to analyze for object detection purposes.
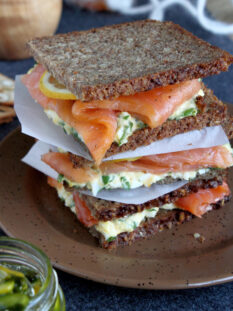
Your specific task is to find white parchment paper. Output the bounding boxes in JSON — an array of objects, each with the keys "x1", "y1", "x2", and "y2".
[
  {"x1": 22, "y1": 140, "x2": 187, "y2": 204},
  {"x1": 15, "y1": 75, "x2": 229, "y2": 161},
  {"x1": 22, "y1": 133, "x2": 230, "y2": 204}
]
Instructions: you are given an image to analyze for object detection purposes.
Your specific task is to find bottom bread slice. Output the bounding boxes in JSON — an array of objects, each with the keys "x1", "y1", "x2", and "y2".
[
  {"x1": 90, "y1": 196, "x2": 230, "y2": 249},
  {"x1": 48, "y1": 174, "x2": 231, "y2": 250}
]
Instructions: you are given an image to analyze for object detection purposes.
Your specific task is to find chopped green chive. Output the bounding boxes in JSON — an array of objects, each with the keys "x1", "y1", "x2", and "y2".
[
  {"x1": 102, "y1": 175, "x2": 114, "y2": 186},
  {"x1": 57, "y1": 174, "x2": 64, "y2": 183},
  {"x1": 71, "y1": 129, "x2": 82, "y2": 142},
  {"x1": 169, "y1": 107, "x2": 198, "y2": 121},
  {"x1": 102, "y1": 175, "x2": 110, "y2": 185},
  {"x1": 123, "y1": 115, "x2": 130, "y2": 120},
  {"x1": 120, "y1": 177, "x2": 130, "y2": 189},
  {"x1": 58, "y1": 120, "x2": 65, "y2": 127},
  {"x1": 106, "y1": 236, "x2": 116, "y2": 243},
  {"x1": 129, "y1": 121, "x2": 134, "y2": 130},
  {"x1": 137, "y1": 121, "x2": 147, "y2": 129},
  {"x1": 148, "y1": 208, "x2": 156, "y2": 212},
  {"x1": 63, "y1": 128, "x2": 69, "y2": 135},
  {"x1": 118, "y1": 125, "x2": 129, "y2": 146},
  {"x1": 181, "y1": 107, "x2": 198, "y2": 118},
  {"x1": 132, "y1": 221, "x2": 137, "y2": 230}
]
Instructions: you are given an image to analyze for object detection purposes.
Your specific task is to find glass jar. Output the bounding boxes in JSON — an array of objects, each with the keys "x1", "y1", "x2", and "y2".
[{"x1": 0, "y1": 237, "x2": 65, "y2": 311}]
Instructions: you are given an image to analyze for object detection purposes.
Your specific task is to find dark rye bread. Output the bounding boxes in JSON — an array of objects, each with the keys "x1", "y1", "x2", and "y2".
[
  {"x1": 80, "y1": 170, "x2": 226, "y2": 221},
  {"x1": 69, "y1": 87, "x2": 231, "y2": 166},
  {"x1": 27, "y1": 20, "x2": 233, "y2": 101},
  {"x1": 223, "y1": 114, "x2": 233, "y2": 139},
  {"x1": 93, "y1": 195, "x2": 231, "y2": 249}
]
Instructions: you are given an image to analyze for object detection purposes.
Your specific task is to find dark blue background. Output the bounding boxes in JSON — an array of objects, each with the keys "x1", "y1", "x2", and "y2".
[{"x1": 1, "y1": 3, "x2": 233, "y2": 310}]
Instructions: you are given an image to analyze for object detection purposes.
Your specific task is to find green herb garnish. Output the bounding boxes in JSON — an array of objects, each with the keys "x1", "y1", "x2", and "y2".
[
  {"x1": 58, "y1": 121, "x2": 68, "y2": 134},
  {"x1": 118, "y1": 125, "x2": 129, "y2": 146},
  {"x1": 102, "y1": 176, "x2": 110, "y2": 185},
  {"x1": 57, "y1": 174, "x2": 64, "y2": 183},
  {"x1": 132, "y1": 221, "x2": 137, "y2": 230},
  {"x1": 58, "y1": 120, "x2": 65, "y2": 127},
  {"x1": 120, "y1": 177, "x2": 130, "y2": 189},
  {"x1": 71, "y1": 128, "x2": 82, "y2": 142},
  {"x1": 129, "y1": 121, "x2": 134, "y2": 131},
  {"x1": 137, "y1": 120, "x2": 147, "y2": 129},
  {"x1": 106, "y1": 237, "x2": 116, "y2": 243},
  {"x1": 182, "y1": 107, "x2": 198, "y2": 117},
  {"x1": 102, "y1": 175, "x2": 114, "y2": 187}
]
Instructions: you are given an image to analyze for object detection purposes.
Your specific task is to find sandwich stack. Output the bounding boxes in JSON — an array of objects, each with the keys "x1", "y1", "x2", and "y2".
[{"x1": 15, "y1": 20, "x2": 233, "y2": 249}]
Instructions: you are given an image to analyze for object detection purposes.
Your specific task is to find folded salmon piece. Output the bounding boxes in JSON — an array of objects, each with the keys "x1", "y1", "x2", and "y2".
[
  {"x1": 47, "y1": 174, "x2": 231, "y2": 249},
  {"x1": 175, "y1": 181, "x2": 230, "y2": 217},
  {"x1": 21, "y1": 65, "x2": 117, "y2": 165},
  {"x1": 42, "y1": 145, "x2": 233, "y2": 195}
]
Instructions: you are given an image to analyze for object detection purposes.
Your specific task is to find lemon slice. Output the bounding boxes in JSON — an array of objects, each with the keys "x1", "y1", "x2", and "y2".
[
  {"x1": 106, "y1": 156, "x2": 141, "y2": 164},
  {"x1": 39, "y1": 71, "x2": 77, "y2": 100}
]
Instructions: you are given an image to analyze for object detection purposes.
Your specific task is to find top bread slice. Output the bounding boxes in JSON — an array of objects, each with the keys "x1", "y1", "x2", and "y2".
[{"x1": 27, "y1": 20, "x2": 233, "y2": 101}]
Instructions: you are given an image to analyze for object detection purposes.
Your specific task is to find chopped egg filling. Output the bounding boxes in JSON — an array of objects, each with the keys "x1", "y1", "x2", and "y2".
[
  {"x1": 44, "y1": 109, "x2": 84, "y2": 142},
  {"x1": 58, "y1": 168, "x2": 210, "y2": 196},
  {"x1": 95, "y1": 208, "x2": 159, "y2": 241},
  {"x1": 168, "y1": 89, "x2": 204, "y2": 120},
  {"x1": 56, "y1": 184, "x2": 76, "y2": 214}
]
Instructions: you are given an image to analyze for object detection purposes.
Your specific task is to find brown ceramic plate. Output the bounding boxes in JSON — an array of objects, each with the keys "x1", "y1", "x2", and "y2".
[{"x1": 0, "y1": 111, "x2": 233, "y2": 289}]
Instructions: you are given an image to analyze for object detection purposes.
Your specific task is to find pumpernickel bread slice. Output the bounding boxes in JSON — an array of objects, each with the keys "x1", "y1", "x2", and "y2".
[
  {"x1": 79, "y1": 170, "x2": 226, "y2": 221},
  {"x1": 93, "y1": 195, "x2": 230, "y2": 249},
  {"x1": 27, "y1": 20, "x2": 233, "y2": 101}
]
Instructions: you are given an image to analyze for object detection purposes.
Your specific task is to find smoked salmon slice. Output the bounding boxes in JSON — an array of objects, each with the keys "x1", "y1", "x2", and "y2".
[
  {"x1": 42, "y1": 146, "x2": 233, "y2": 185},
  {"x1": 72, "y1": 79, "x2": 202, "y2": 128},
  {"x1": 42, "y1": 152, "x2": 98, "y2": 183},
  {"x1": 73, "y1": 192, "x2": 98, "y2": 227},
  {"x1": 47, "y1": 176, "x2": 98, "y2": 227},
  {"x1": 175, "y1": 181, "x2": 230, "y2": 217},
  {"x1": 47, "y1": 176, "x2": 62, "y2": 189},
  {"x1": 100, "y1": 145, "x2": 233, "y2": 174},
  {"x1": 21, "y1": 65, "x2": 117, "y2": 164}
]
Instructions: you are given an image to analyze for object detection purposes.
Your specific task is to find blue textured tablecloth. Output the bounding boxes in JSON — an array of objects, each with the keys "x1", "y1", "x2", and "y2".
[{"x1": 1, "y1": 3, "x2": 233, "y2": 310}]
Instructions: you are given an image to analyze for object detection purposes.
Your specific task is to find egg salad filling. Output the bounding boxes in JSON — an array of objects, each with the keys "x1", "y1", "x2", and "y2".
[
  {"x1": 44, "y1": 89, "x2": 204, "y2": 147},
  {"x1": 168, "y1": 89, "x2": 204, "y2": 120},
  {"x1": 56, "y1": 183, "x2": 76, "y2": 214},
  {"x1": 58, "y1": 167, "x2": 210, "y2": 196},
  {"x1": 95, "y1": 208, "x2": 160, "y2": 241},
  {"x1": 44, "y1": 109, "x2": 84, "y2": 143},
  {"x1": 54, "y1": 183, "x2": 178, "y2": 241}
]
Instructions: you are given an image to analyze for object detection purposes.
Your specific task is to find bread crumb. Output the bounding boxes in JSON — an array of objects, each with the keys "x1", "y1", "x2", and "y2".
[{"x1": 193, "y1": 232, "x2": 205, "y2": 243}]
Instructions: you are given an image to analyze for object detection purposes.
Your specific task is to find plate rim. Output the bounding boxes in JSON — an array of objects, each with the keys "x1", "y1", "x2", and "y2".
[{"x1": 1, "y1": 126, "x2": 233, "y2": 290}]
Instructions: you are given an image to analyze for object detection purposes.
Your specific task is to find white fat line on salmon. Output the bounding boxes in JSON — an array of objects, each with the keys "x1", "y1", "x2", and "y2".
[{"x1": 44, "y1": 89, "x2": 204, "y2": 148}]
